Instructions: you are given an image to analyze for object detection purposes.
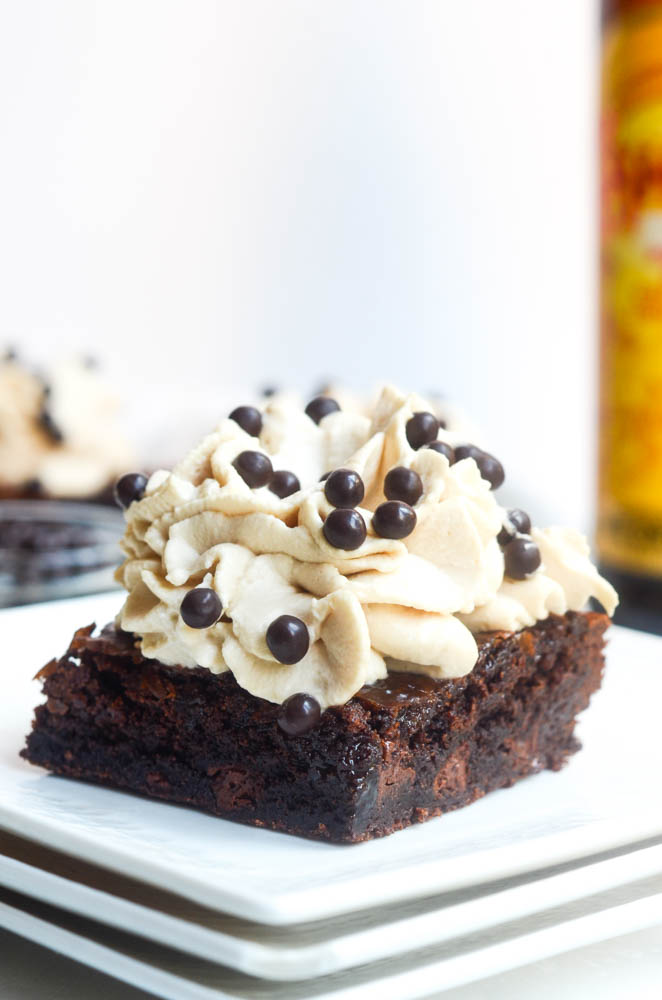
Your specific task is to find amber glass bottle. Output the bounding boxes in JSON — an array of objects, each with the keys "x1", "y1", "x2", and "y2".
[{"x1": 598, "y1": 0, "x2": 662, "y2": 631}]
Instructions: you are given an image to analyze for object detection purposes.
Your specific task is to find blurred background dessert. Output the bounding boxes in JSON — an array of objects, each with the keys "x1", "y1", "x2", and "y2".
[
  {"x1": 0, "y1": 350, "x2": 134, "y2": 605},
  {"x1": 0, "y1": 350, "x2": 133, "y2": 502}
]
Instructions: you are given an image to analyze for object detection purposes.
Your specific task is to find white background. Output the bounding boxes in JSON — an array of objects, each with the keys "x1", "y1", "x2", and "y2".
[{"x1": 0, "y1": 0, "x2": 598, "y2": 527}]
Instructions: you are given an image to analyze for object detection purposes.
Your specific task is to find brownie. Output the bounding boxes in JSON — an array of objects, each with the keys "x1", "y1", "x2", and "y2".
[{"x1": 21, "y1": 611, "x2": 609, "y2": 844}]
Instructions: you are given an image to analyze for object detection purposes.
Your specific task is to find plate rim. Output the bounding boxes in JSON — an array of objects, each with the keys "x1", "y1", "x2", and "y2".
[
  {"x1": 2, "y1": 880, "x2": 662, "y2": 1000},
  {"x1": 3, "y1": 800, "x2": 662, "y2": 926},
  {"x1": 2, "y1": 834, "x2": 662, "y2": 980}
]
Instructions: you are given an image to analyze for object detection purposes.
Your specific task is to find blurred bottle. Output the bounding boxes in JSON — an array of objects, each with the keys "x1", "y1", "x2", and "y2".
[{"x1": 598, "y1": 0, "x2": 662, "y2": 632}]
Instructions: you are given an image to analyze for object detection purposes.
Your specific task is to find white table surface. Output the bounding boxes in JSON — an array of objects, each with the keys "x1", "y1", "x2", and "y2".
[{"x1": 2, "y1": 924, "x2": 662, "y2": 1000}]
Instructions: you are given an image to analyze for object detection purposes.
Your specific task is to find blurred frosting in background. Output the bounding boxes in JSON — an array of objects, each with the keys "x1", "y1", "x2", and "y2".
[
  {"x1": 0, "y1": 349, "x2": 480, "y2": 504},
  {"x1": 0, "y1": 351, "x2": 134, "y2": 500}
]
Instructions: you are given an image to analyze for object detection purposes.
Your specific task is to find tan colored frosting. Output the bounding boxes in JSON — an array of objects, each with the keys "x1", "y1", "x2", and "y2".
[
  {"x1": 0, "y1": 357, "x2": 133, "y2": 497},
  {"x1": 116, "y1": 386, "x2": 617, "y2": 710}
]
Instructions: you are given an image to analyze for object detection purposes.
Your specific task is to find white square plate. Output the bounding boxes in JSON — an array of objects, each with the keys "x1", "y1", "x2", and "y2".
[
  {"x1": 1, "y1": 593, "x2": 662, "y2": 927},
  {"x1": 2, "y1": 877, "x2": 662, "y2": 999},
  {"x1": 2, "y1": 832, "x2": 662, "y2": 981}
]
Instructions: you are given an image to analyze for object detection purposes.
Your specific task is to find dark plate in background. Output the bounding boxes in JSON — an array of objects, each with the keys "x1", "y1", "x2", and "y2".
[{"x1": 0, "y1": 500, "x2": 124, "y2": 607}]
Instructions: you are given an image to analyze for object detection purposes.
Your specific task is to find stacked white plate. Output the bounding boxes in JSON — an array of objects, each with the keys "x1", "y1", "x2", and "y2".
[{"x1": 2, "y1": 594, "x2": 662, "y2": 999}]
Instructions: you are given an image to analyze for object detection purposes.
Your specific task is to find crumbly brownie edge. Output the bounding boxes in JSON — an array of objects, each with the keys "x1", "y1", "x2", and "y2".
[{"x1": 21, "y1": 612, "x2": 610, "y2": 843}]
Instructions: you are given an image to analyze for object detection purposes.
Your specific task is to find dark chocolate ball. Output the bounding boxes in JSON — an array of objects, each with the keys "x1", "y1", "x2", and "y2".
[
  {"x1": 305, "y1": 396, "x2": 341, "y2": 424},
  {"x1": 372, "y1": 500, "x2": 417, "y2": 539},
  {"x1": 229, "y1": 405, "x2": 263, "y2": 437},
  {"x1": 497, "y1": 521, "x2": 516, "y2": 547},
  {"x1": 324, "y1": 468, "x2": 365, "y2": 508},
  {"x1": 323, "y1": 508, "x2": 367, "y2": 550},
  {"x1": 426, "y1": 440, "x2": 455, "y2": 463},
  {"x1": 454, "y1": 444, "x2": 505, "y2": 490},
  {"x1": 233, "y1": 450, "x2": 273, "y2": 488},
  {"x1": 114, "y1": 472, "x2": 148, "y2": 509},
  {"x1": 269, "y1": 469, "x2": 301, "y2": 499},
  {"x1": 319, "y1": 471, "x2": 331, "y2": 482},
  {"x1": 508, "y1": 508, "x2": 532, "y2": 535},
  {"x1": 384, "y1": 466, "x2": 423, "y2": 505},
  {"x1": 266, "y1": 614, "x2": 310, "y2": 664},
  {"x1": 37, "y1": 409, "x2": 64, "y2": 443},
  {"x1": 180, "y1": 587, "x2": 223, "y2": 629},
  {"x1": 454, "y1": 443, "x2": 481, "y2": 463},
  {"x1": 476, "y1": 452, "x2": 505, "y2": 490},
  {"x1": 277, "y1": 692, "x2": 322, "y2": 736},
  {"x1": 406, "y1": 411, "x2": 439, "y2": 450},
  {"x1": 503, "y1": 537, "x2": 541, "y2": 580}
]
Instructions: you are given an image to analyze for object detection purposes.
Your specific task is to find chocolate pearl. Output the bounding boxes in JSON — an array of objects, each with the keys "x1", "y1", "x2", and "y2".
[
  {"x1": 277, "y1": 692, "x2": 321, "y2": 736},
  {"x1": 305, "y1": 396, "x2": 341, "y2": 424},
  {"x1": 497, "y1": 521, "x2": 516, "y2": 547},
  {"x1": 114, "y1": 472, "x2": 148, "y2": 509},
  {"x1": 323, "y1": 508, "x2": 367, "y2": 550},
  {"x1": 406, "y1": 411, "x2": 439, "y2": 450},
  {"x1": 266, "y1": 614, "x2": 310, "y2": 664},
  {"x1": 233, "y1": 450, "x2": 273, "y2": 488},
  {"x1": 324, "y1": 468, "x2": 365, "y2": 508},
  {"x1": 270, "y1": 469, "x2": 301, "y2": 498},
  {"x1": 454, "y1": 443, "x2": 482, "y2": 463},
  {"x1": 229, "y1": 405, "x2": 263, "y2": 437},
  {"x1": 426, "y1": 440, "x2": 455, "y2": 463},
  {"x1": 476, "y1": 452, "x2": 505, "y2": 490},
  {"x1": 319, "y1": 472, "x2": 331, "y2": 482},
  {"x1": 438, "y1": 418, "x2": 447, "y2": 430},
  {"x1": 372, "y1": 500, "x2": 417, "y2": 539},
  {"x1": 454, "y1": 444, "x2": 505, "y2": 490},
  {"x1": 508, "y1": 508, "x2": 531, "y2": 535},
  {"x1": 503, "y1": 537, "x2": 541, "y2": 580},
  {"x1": 180, "y1": 587, "x2": 223, "y2": 629},
  {"x1": 384, "y1": 466, "x2": 423, "y2": 506},
  {"x1": 498, "y1": 507, "x2": 532, "y2": 546},
  {"x1": 37, "y1": 409, "x2": 63, "y2": 443}
]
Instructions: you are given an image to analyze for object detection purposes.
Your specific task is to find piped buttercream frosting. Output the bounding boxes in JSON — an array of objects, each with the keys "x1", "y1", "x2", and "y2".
[{"x1": 116, "y1": 386, "x2": 617, "y2": 710}]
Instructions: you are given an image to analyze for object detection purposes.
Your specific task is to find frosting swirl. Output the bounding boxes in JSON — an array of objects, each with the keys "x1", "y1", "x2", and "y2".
[{"x1": 117, "y1": 386, "x2": 617, "y2": 710}]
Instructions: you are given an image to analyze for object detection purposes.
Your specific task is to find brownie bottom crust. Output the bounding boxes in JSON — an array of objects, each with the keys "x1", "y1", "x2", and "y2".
[{"x1": 21, "y1": 611, "x2": 609, "y2": 844}]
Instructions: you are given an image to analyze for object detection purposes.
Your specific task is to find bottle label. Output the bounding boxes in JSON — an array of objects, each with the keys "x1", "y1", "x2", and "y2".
[{"x1": 599, "y1": 10, "x2": 662, "y2": 575}]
